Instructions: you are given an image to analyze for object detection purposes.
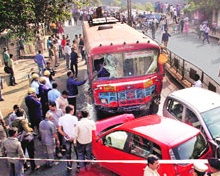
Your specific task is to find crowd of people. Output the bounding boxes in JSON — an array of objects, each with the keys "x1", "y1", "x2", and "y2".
[{"x1": 0, "y1": 22, "x2": 98, "y2": 175}]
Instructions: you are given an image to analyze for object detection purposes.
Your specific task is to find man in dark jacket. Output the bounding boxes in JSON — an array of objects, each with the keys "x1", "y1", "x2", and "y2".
[
  {"x1": 25, "y1": 87, "x2": 42, "y2": 131},
  {"x1": 161, "y1": 30, "x2": 171, "y2": 47},
  {"x1": 39, "y1": 77, "x2": 50, "y2": 118},
  {"x1": 70, "y1": 48, "x2": 79, "y2": 77},
  {"x1": 66, "y1": 71, "x2": 87, "y2": 115}
]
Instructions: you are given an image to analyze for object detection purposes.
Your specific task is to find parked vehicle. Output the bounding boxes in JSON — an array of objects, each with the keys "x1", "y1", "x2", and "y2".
[
  {"x1": 163, "y1": 87, "x2": 220, "y2": 158},
  {"x1": 92, "y1": 113, "x2": 212, "y2": 176}
]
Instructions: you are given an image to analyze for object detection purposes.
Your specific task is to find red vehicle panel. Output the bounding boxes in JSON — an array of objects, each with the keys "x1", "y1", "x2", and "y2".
[
  {"x1": 83, "y1": 18, "x2": 165, "y2": 113},
  {"x1": 92, "y1": 115, "x2": 213, "y2": 176}
]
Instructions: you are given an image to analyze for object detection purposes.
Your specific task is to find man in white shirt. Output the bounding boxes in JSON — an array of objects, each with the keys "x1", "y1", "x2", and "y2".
[
  {"x1": 203, "y1": 25, "x2": 210, "y2": 44},
  {"x1": 58, "y1": 105, "x2": 79, "y2": 172},
  {"x1": 64, "y1": 43, "x2": 71, "y2": 69},
  {"x1": 43, "y1": 70, "x2": 52, "y2": 89},
  {"x1": 55, "y1": 90, "x2": 69, "y2": 113},
  {"x1": 193, "y1": 74, "x2": 202, "y2": 88},
  {"x1": 75, "y1": 111, "x2": 96, "y2": 170},
  {"x1": 143, "y1": 155, "x2": 160, "y2": 176}
]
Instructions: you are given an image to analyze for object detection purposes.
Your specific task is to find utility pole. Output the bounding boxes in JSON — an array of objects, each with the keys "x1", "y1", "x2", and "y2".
[{"x1": 127, "y1": 0, "x2": 132, "y2": 26}]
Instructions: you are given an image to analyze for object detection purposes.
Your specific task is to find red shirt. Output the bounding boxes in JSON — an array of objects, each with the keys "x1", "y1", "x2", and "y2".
[{"x1": 61, "y1": 39, "x2": 66, "y2": 49}]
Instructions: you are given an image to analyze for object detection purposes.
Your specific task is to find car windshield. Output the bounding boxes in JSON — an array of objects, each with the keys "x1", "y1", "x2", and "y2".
[
  {"x1": 92, "y1": 50, "x2": 159, "y2": 80},
  {"x1": 172, "y1": 134, "x2": 209, "y2": 159},
  {"x1": 201, "y1": 106, "x2": 220, "y2": 139}
]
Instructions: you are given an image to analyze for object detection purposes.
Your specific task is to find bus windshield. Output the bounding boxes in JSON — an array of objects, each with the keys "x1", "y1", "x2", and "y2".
[{"x1": 92, "y1": 49, "x2": 159, "y2": 80}]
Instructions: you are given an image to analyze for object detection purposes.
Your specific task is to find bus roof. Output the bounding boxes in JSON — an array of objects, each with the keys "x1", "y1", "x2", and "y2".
[{"x1": 83, "y1": 20, "x2": 159, "y2": 54}]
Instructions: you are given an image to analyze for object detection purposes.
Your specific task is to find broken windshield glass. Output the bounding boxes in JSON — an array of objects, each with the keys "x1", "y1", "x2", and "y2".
[{"x1": 92, "y1": 49, "x2": 159, "y2": 80}]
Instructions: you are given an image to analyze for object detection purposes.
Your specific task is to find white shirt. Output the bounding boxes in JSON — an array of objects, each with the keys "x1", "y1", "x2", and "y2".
[
  {"x1": 64, "y1": 45, "x2": 71, "y2": 55},
  {"x1": 31, "y1": 80, "x2": 39, "y2": 95},
  {"x1": 143, "y1": 166, "x2": 160, "y2": 176},
  {"x1": 76, "y1": 118, "x2": 96, "y2": 144},
  {"x1": 58, "y1": 114, "x2": 78, "y2": 139},
  {"x1": 55, "y1": 95, "x2": 68, "y2": 113},
  {"x1": 205, "y1": 26, "x2": 210, "y2": 33},
  {"x1": 58, "y1": 39, "x2": 61, "y2": 46},
  {"x1": 44, "y1": 77, "x2": 52, "y2": 89},
  {"x1": 194, "y1": 80, "x2": 202, "y2": 87}
]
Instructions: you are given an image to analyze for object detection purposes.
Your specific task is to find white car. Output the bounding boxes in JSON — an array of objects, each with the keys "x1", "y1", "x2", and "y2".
[{"x1": 163, "y1": 87, "x2": 220, "y2": 157}]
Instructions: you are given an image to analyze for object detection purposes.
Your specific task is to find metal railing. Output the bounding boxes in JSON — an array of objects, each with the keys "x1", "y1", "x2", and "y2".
[
  {"x1": 138, "y1": 25, "x2": 220, "y2": 93},
  {"x1": 165, "y1": 48, "x2": 220, "y2": 93}
]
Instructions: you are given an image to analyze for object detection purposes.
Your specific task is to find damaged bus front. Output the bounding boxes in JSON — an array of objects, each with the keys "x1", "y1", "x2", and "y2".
[{"x1": 83, "y1": 17, "x2": 167, "y2": 114}]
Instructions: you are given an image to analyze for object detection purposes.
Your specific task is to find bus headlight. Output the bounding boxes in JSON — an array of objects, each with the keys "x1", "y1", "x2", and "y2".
[{"x1": 100, "y1": 98, "x2": 108, "y2": 104}]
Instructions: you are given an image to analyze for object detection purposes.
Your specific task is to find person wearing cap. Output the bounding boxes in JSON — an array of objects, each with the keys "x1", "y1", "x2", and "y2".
[
  {"x1": 34, "y1": 50, "x2": 46, "y2": 76},
  {"x1": 43, "y1": 70, "x2": 53, "y2": 89},
  {"x1": 208, "y1": 158, "x2": 220, "y2": 176},
  {"x1": 193, "y1": 162, "x2": 208, "y2": 176},
  {"x1": 39, "y1": 77, "x2": 50, "y2": 118},
  {"x1": 44, "y1": 61, "x2": 55, "y2": 82},
  {"x1": 30, "y1": 73, "x2": 40, "y2": 97},
  {"x1": 66, "y1": 71, "x2": 87, "y2": 115},
  {"x1": 25, "y1": 87, "x2": 42, "y2": 131}
]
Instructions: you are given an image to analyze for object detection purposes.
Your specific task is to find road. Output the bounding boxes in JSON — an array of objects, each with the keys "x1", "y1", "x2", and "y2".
[
  {"x1": 153, "y1": 30, "x2": 220, "y2": 84},
  {"x1": 0, "y1": 22, "x2": 180, "y2": 176}
]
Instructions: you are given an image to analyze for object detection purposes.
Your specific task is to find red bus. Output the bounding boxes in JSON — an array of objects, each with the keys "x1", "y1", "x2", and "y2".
[{"x1": 83, "y1": 17, "x2": 166, "y2": 114}]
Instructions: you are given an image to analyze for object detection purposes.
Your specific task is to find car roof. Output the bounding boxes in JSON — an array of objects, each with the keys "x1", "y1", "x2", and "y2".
[
  {"x1": 168, "y1": 87, "x2": 220, "y2": 113},
  {"x1": 120, "y1": 115, "x2": 200, "y2": 146}
]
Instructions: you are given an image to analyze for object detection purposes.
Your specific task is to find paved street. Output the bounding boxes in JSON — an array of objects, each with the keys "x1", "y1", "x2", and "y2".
[
  {"x1": 153, "y1": 30, "x2": 220, "y2": 83},
  {"x1": 0, "y1": 22, "x2": 179, "y2": 176}
]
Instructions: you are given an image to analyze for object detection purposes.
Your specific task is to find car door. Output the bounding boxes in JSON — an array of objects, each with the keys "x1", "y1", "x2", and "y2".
[
  {"x1": 125, "y1": 133, "x2": 170, "y2": 176},
  {"x1": 163, "y1": 98, "x2": 185, "y2": 122},
  {"x1": 93, "y1": 130, "x2": 134, "y2": 175}
]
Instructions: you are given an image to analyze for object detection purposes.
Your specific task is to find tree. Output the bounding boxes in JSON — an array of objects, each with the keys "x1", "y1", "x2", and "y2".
[
  {"x1": 187, "y1": 0, "x2": 220, "y2": 13},
  {"x1": 111, "y1": 0, "x2": 121, "y2": 7},
  {"x1": 145, "y1": 2, "x2": 153, "y2": 12},
  {"x1": 0, "y1": 0, "x2": 99, "y2": 38}
]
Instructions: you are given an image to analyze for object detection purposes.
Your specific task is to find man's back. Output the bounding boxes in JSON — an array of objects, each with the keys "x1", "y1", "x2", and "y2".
[
  {"x1": 1, "y1": 138, "x2": 25, "y2": 163},
  {"x1": 39, "y1": 119, "x2": 56, "y2": 146},
  {"x1": 58, "y1": 114, "x2": 78, "y2": 139}
]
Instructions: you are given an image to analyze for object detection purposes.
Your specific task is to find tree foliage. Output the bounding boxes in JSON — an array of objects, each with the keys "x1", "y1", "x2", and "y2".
[
  {"x1": 111, "y1": 0, "x2": 121, "y2": 7},
  {"x1": 0, "y1": 0, "x2": 99, "y2": 37},
  {"x1": 187, "y1": 0, "x2": 220, "y2": 13},
  {"x1": 145, "y1": 2, "x2": 153, "y2": 12}
]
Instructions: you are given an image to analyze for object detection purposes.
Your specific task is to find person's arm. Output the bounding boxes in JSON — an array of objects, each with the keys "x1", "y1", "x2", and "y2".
[
  {"x1": 70, "y1": 79, "x2": 86, "y2": 86},
  {"x1": 1, "y1": 142, "x2": 6, "y2": 157},
  {"x1": 21, "y1": 119, "x2": 33, "y2": 132},
  {"x1": 1, "y1": 78, "x2": 3, "y2": 89},
  {"x1": 58, "y1": 126, "x2": 70, "y2": 140},
  {"x1": 17, "y1": 142, "x2": 26, "y2": 162},
  {"x1": 53, "y1": 133, "x2": 60, "y2": 147}
]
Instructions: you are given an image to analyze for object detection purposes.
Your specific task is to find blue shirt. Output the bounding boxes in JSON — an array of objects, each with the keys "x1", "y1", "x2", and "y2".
[
  {"x1": 48, "y1": 89, "x2": 61, "y2": 102},
  {"x1": 34, "y1": 54, "x2": 46, "y2": 66}
]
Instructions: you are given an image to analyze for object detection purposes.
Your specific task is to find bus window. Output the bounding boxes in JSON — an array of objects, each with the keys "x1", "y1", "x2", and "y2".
[{"x1": 92, "y1": 50, "x2": 158, "y2": 80}]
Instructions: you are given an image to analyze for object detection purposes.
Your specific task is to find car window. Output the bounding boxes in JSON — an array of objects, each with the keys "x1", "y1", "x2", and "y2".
[
  {"x1": 172, "y1": 134, "x2": 209, "y2": 159},
  {"x1": 129, "y1": 134, "x2": 162, "y2": 159},
  {"x1": 103, "y1": 131, "x2": 128, "y2": 150},
  {"x1": 185, "y1": 109, "x2": 201, "y2": 129},
  {"x1": 168, "y1": 100, "x2": 183, "y2": 121}
]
